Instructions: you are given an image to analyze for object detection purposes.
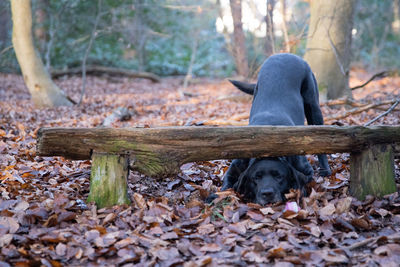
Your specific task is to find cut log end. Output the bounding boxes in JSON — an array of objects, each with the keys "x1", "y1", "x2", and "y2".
[
  {"x1": 350, "y1": 144, "x2": 397, "y2": 200},
  {"x1": 87, "y1": 153, "x2": 131, "y2": 208}
]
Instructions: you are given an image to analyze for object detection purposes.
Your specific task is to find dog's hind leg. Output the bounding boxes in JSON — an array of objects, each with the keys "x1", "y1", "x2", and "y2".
[
  {"x1": 221, "y1": 158, "x2": 250, "y2": 190},
  {"x1": 302, "y1": 71, "x2": 332, "y2": 176}
]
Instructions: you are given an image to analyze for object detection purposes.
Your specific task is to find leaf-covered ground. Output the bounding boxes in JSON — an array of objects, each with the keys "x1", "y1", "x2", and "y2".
[{"x1": 1, "y1": 71, "x2": 400, "y2": 266}]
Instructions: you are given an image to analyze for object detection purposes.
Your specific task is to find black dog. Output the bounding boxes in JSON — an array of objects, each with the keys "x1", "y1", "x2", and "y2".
[{"x1": 221, "y1": 53, "x2": 331, "y2": 205}]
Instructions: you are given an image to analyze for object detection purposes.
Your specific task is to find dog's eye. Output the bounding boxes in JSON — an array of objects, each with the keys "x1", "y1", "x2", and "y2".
[
  {"x1": 270, "y1": 170, "x2": 280, "y2": 177},
  {"x1": 254, "y1": 172, "x2": 263, "y2": 180},
  {"x1": 270, "y1": 170, "x2": 283, "y2": 180}
]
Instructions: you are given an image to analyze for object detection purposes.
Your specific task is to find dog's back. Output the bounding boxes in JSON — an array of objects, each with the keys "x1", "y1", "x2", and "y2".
[{"x1": 250, "y1": 53, "x2": 314, "y2": 126}]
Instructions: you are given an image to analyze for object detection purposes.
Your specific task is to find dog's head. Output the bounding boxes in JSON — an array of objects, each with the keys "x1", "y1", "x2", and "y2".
[{"x1": 233, "y1": 158, "x2": 312, "y2": 205}]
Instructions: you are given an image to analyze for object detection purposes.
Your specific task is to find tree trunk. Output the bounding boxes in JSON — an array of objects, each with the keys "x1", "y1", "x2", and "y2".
[
  {"x1": 33, "y1": 0, "x2": 48, "y2": 54},
  {"x1": 265, "y1": 0, "x2": 276, "y2": 57},
  {"x1": 229, "y1": 0, "x2": 249, "y2": 78},
  {"x1": 393, "y1": 0, "x2": 400, "y2": 33},
  {"x1": 11, "y1": 0, "x2": 73, "y2": 108},
  {"x1": 304, "y1": 0, "x2": 356, "y2": 100},
  {"x1": 0, "y1": 2, "x2": 10, "y2": 50},
  {"x1": 279, "y1": 0, "x2": 290, "y2": 52}
]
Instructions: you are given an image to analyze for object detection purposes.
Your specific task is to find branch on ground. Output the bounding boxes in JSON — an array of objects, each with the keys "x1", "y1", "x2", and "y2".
[
  {"x1": 364, "y1": 98, "x2": 400, "y2": 126},
  {"x1": 325, "y1": 99, "x2": 399, "y2": 122},
  {"x1": 51, "y1": 65, "x2": 161, "y2": 83}
]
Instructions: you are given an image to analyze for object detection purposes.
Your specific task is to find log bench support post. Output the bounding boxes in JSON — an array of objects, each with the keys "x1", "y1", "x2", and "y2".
[
  {"x1": 350, "y1": 144, "x2": 397, "y2": 200},
  {"x1": 87, "y1": 152, "x2": 131, "y2": 208}
]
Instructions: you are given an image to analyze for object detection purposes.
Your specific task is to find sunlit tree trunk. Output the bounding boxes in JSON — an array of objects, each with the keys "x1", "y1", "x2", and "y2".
[
  {"x1": 280, "y1": 0, "x2": 290, "y2": 52},
  {"x1": 304, "y1": 0, "x2": 356, "y2": 100},
  {"x1": 265, "y1": 0, "x2": 275, "y2": 57},
  {"x1": 230, "y1": 0, "x2": 249, "y2": 78},
  {"x1": 11, "y1": 0, "x2": 73, "y2": 107}
]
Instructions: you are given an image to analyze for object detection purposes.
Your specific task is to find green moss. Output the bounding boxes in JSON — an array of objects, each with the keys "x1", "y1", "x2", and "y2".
[
  {"x1": 87, "y1": 153, "x2": 130, "y2": 208},
  {"x1": 350, "y1": 144, "x2": 396, "y2": 200}
]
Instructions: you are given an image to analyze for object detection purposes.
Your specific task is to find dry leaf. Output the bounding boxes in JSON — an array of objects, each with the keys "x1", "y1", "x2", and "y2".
[{"x1": 319, "y1": 203, "x2": 336, "y2": 217}]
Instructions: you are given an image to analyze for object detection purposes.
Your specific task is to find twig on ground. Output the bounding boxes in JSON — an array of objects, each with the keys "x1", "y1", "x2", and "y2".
[
  {"x1": 346, "y1": 236, "x2": 378, "y2": 251},
  {"x1": 364, "y1": 98, "x2": 400, "y2": 126},
  {"x1": 322, "y1": 97, "x2": 366, "y2": 107}
]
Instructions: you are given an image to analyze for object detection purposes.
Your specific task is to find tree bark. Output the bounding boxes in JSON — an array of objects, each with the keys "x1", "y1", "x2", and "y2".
[
  {"x1": 87, "y1": 153, "x2": 131, "y2": 208},
  {"x1": 265, "y1": 0, "x2": 276, "y2": 57},
  {"x1": 37, "y1": 125, "x2": 400, "y2": 177},
  {"x1": 304, "y1": 0, "x2": 356, "y2": 101},
  {"x1": 33, "y1": 0, "x2": 48, "y2": 54},
  {"x1": 230, "y1": 0, "x2": 249, "y2": 78},
  {"x1": 0, "y1": 2, "x2": 10, "y2": 50},
  {"x1": 350, "y1": 144, "x2": 396, "y2": 200},
  {"x1": 11, "y1": 0, "x2": 73, "y2": 108},
  {"x1": 279, "y1": 0, "x2": 290, "y2": 52}
]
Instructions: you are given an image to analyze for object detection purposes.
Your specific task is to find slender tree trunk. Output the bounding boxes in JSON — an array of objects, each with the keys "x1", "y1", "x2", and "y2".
[
  {"x1": 393, "y1": 0, "x2": 400, "y2": 33},
  {"x1": 280, "y1": 0, "x2": 290, "y2": 52},
  {"x1": 265, "y1": 0, "x2": 275, "y2": 57},
  {"x1": 304, "y1": 0, "x2": 356, "y2": 100},
  {"x1": 0, "y1": 2, "x2": 10, "y2": 50},
  {"x1": 230, "y1": 0, "x2": 249, "y2": 78},
  {"x1": 11, "y1": 0, "x2": 73, "y2": 107},
  {"x1": 34, "y1": 0, "x2": 47, "y2": 54}
]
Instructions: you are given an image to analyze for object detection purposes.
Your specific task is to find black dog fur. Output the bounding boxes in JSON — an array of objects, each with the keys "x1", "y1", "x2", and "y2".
[{"x1": 222, "y1": 53, "x2": 331, "y2": 204}]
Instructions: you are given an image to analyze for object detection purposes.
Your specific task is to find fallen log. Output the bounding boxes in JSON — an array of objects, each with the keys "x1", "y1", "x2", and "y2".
[
  {"x1": 51, "y1": 65, "x2": 161, "y2": 83},
  {"x1": 37, "y1": 125, "x2": 400, "y2": 207}
]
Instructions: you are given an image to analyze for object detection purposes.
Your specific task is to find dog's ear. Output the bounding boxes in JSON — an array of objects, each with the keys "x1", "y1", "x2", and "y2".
[
  {"x1": 287, "y1": 163, "x2": 312, "y2": 197},
  {"x1": 229, "y1": 80, "x2": 256, "y2": 95},
  {"x1": 233, "y1": 172, "x2": 255, "y2": 202}
]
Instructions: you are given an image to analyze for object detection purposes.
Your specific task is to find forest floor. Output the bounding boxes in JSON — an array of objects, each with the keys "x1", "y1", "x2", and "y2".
[{"x1": 1, "y1": 70, "x2": 400, "y2": 266}]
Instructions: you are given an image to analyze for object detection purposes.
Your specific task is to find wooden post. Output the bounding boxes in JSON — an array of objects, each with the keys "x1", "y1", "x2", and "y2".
[
  {"x1": 87, "y1": 153, "x2": 131, "y2": 208},
  {"x1": 350, "y1": 144, "x2": 397, "y2": 200}
]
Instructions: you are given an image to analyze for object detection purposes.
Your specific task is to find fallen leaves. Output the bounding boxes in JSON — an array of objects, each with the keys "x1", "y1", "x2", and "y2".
[{"x1": 1, "y1": 73, "x2": 400, "y2": 265}]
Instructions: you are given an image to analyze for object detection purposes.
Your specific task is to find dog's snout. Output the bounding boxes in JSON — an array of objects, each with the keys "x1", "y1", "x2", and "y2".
[{"x1": 261, "y1": 188, "x2": 275, "y2": 199}]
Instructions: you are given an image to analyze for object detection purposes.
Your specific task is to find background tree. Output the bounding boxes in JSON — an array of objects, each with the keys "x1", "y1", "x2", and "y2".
[
  {"x1": 279, "y1": 0, "x2": 290, "y2": 52},
  {"x1": 2, "y1": 0, "x2": 399, "y2": 83},
  {"x1": 352, "y1": 0, "x2": 398, "y2": 69},
  {"x1": 229, "y1": 0, "x2": 249, "y2": 78},
  {"x1": 0, "y1": 2, "x2": 10, "y2": 51},
  {"x1": 304, "y1": 0, "x2": 357, "y2": 100},
  {"x1": 265, "y1": 0, "x2": 276, "y2": 57},
  {"x1": 11, "y1": 0, "x2": 73, "y2": 107}
]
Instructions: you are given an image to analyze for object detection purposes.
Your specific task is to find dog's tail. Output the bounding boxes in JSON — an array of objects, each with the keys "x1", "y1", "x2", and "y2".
[{"x1": 229, "y1": 80, "x2": 256, "y2": 95}]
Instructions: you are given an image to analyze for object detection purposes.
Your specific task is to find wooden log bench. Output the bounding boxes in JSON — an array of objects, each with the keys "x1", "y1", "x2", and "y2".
[{"x1": 36, "y1": 126, "x2": 400, "y2": 208}]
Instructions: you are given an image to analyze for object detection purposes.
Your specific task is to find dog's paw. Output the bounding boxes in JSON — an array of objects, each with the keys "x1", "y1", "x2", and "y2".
[
  {"x1": 319, "y1": 168, "x2": 332, "y2": 177},
  {"x1": 205, "y1": 193, "x2": 218, "y2": 204},
  {"x1": 220, "y1": 183, "x2": 233, "y2": 191}
]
